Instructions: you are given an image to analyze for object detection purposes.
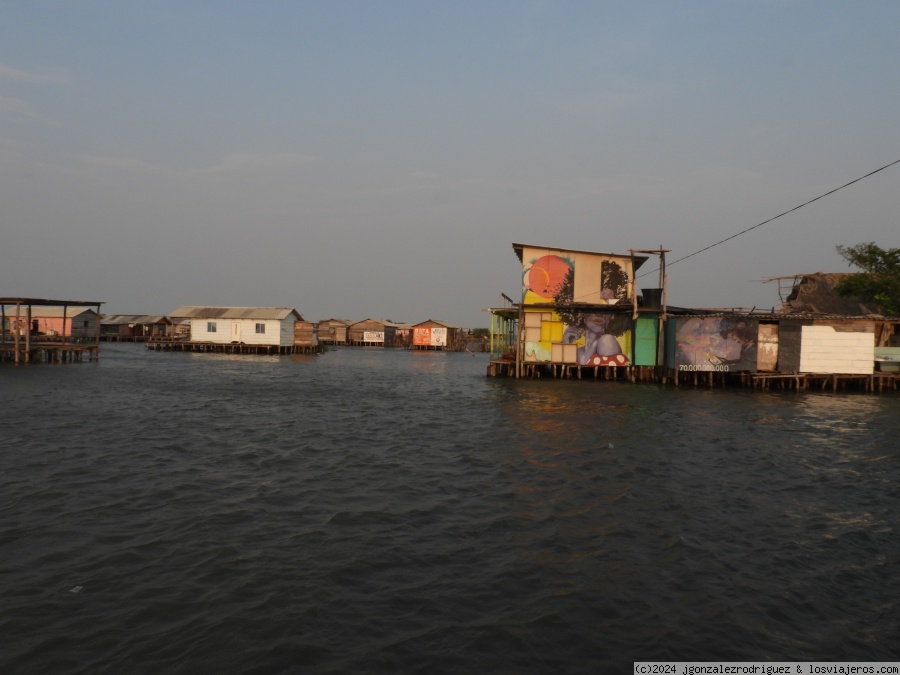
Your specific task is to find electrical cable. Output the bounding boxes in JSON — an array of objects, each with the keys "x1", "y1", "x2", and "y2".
[{"x1": 637, "y1": 157, "x2": 900, "y2": 278}]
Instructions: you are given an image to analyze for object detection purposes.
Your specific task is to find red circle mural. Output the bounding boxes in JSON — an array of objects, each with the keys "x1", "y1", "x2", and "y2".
[{"x1": 527, "y1": 255, "x2": 570, "y2": 298}]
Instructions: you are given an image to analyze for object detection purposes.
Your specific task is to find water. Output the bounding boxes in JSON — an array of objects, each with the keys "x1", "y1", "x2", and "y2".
[{"x1": 1, "y1": 343, "x2": 899, "y2": 673}]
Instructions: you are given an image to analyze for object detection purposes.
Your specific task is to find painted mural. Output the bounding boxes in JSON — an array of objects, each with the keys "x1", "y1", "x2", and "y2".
[
  {"x1": 520, "y1": 249, "x2": 635, "y2": 365},
  {"x1": 413, "y1": 327, "x2": 447, "y2": 347},
  {"x1": 521, "y1": 252, "x2": 632, "y2": 306},
  {"x1": 670, "y1": 316, "x2": 758, "y2": 372},
  {"x1": 523, "y1": 309, "x2": 632, "y2": 365},
  {"x1": 522, "y1": 249, "x2": 633, "y2": 366}
]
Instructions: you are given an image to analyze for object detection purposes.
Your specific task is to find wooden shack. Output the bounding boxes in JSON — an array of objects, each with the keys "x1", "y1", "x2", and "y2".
[
  {"x1": 347, "y1": 319, "x2": 398, "y2": 347},
  {"x1": 389, "y1": 323, "x2": 412, "y2": 348},
  {"x1": 293, "y1": 320, "x2": 319, "y2": 352},
  {"x1": 411, "y1": 320, "x2": 462, "y2": 350},
  {"x1": 100, "y1": 314, "x2": 172, "y2": 340},
  {"x1": 317, "y1": 319, "x2": 351, "y2": 345}
]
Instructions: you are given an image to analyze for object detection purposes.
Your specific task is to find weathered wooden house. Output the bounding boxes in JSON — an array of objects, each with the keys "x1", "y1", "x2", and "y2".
[
  {"x1": 100, "y1": 314, "x2": 172, "y2": 340},
  {"x1": 317, "y1": 319, "x2": 351, "y2": 345},
  {"x1": 169, "y1": 306, "x2": 302, "y2": 348},
  {"x1": 411, "y1": 320, "x2": 463, "y2": 351},
  {"x1": 293, "y1": 320, "x2": 319, "y2": 352},
  {"x1": 347, "y1": 319, "x2": 399, "y2": 347},
  {"x1": 388, "y1": 323, "x2": 412, "y2": 348}
]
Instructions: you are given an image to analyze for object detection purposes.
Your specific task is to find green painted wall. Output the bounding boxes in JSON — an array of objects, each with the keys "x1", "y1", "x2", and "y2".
[{"x1": 634, "y1": 316, "x2": 659, "y2": 366}]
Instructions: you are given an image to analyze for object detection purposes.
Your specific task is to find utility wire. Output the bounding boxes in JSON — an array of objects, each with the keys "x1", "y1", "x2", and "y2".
[{"x1": 638, "y1": 157, "x2": 900, "y2": 278}]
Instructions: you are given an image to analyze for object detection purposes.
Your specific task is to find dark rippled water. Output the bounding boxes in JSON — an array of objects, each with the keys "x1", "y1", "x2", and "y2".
[{"x1": 2, "y1": 343, "x2": 899, "y2": 673}]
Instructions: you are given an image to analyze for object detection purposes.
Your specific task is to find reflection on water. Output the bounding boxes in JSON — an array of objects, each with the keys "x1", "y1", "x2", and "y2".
[{"x1": 1, "y1": 344, "x2": 899, "y2": 672}]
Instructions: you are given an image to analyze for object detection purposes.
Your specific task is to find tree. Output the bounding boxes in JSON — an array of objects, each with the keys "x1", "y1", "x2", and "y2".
[{"x1": 835, "y1": 242, "x2": 900, "y2": 315}]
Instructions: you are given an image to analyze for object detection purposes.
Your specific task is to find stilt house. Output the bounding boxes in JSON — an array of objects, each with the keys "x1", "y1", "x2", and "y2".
[{"x1": 169, "y1": 306, "x2": 303, "y2": 348}]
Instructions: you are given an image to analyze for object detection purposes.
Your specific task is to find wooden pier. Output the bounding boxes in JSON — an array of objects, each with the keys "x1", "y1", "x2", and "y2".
[
  {"x1": 147, "y1": 339, "x2": 322, "y2": 355},
  {"x1": 1, "y1": 297, "x2": 103, "y2": 365},
  {"x1": 487, "y1": 360, "x2": 900, "y2": 393},
  {"x1": 0, "y1": 339, "x2": 99, "y2": 364}
]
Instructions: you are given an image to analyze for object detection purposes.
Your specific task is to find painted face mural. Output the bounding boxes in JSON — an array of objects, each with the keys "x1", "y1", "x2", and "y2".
[
  {"x1": 520, "y1": 250, "x2": 634, "y2": 365},
  {"x1": 523, "y1": 309, "x2": 633, "y2": 366}
]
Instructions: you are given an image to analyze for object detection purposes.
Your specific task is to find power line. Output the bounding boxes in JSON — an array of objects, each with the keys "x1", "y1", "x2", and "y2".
[{"x1": 639, "y1": 157, "x2": 900, "y2": 277}]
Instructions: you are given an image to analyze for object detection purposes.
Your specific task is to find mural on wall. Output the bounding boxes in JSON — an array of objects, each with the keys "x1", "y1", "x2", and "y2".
[
  {"x1": 672, "y1": 317, "x2": 758, "y2": 372},
  {"x1": 601, "y1": 261, "x2": 629, "y2": 303},
  {"x1": 520, "y1": 250, "x2": 635, "y2": 365},
  {"x1": 523, "y1": 309, "x2": 633, "y2": 365},
  {"x1": 413, "y1": 327, "x2": 447, "y2": 347},
  {"x1": 521, "y1": 251, "x2": 634, "y2": 306},
  {"x1": 524, "y1": 254, "x2": 575, "y2": 303}
]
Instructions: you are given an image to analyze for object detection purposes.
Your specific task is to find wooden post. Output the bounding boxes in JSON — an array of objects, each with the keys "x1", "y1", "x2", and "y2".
[
  {"x1": 25, "y1": 304, "x2": 32, "y2": 363},
  {"x1": 13, "y1": 303, "x2": 21, "y2": 364},
  {"x1": 515, "y1": 301, "x2": 524, "y2": 379}
]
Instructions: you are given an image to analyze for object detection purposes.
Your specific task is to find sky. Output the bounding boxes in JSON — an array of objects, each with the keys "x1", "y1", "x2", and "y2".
[{"x1": 2, "y1": 1, "x2": 899, "y2": 328}]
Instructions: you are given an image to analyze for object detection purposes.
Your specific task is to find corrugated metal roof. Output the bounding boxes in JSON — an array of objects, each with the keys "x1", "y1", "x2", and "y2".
[
  {"x1": 412, "y1": 319, "x2": 459, "y2": 329},
  {"x1": 101, "y1": 314, "x2": 170, "y2": 324},
  {"x1": 0, "y1": 297, "x2": 103, "y2": 306},
  {"x1": 8, "y1": 307, "x2": 97, "y2": 318},
  {"x1": 169, "y1": 306, "x2": 302, "y2": 320},
  {"x1": 673, "y1": 312, "x2": 899, "y2": 320}
]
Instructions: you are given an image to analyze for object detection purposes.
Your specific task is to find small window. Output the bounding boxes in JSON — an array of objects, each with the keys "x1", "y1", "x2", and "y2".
[
  {"x1": 255, "y1": 323, "x2": 266, "y2": 334},
  {"x1": 208, "y1": 322, "x2": 217, "y2": 333}
]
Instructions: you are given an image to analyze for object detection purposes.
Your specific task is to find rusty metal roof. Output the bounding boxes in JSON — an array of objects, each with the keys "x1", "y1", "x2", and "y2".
[
  {"x1": 101, "y1": 315, "x2": 171, "y2": 325},
  {"x1": 169, "y1": 306, "x2": 302, "y2": 320}
]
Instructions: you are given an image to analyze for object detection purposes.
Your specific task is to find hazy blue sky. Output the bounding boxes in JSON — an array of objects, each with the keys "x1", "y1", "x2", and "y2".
[{"x1": 2, "y1": 2, "x2": 899, "y2": 327}]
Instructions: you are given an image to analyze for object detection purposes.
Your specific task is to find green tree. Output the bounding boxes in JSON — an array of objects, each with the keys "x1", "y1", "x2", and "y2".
[
  {"x1": 470, "y1": 328, "x2": 490, "y2": 339},
  {"x1": 835, "y1": 242, "x2": 900, "y2": 315}
]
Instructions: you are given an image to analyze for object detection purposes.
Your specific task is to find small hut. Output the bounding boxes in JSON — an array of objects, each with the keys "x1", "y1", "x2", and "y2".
[
  {"x1": 293, "y1": 320, "x2": 319, "y2": 352},
  {"x1": 100, "y1": 314, "x2": 172, "y2": 340},
  {"x1": 317, "y1": 319, "x2": 351, "y2": 346},
  {"x1": 411, "y1": 320, "x2": 464, "y2": 351},
  {"x1": 347, "y1": 319, "x2": 398, "y2": 347}
]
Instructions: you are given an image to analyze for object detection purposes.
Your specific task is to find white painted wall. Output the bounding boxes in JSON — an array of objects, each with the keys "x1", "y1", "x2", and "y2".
[
  {"x1": 190, "y1": 318, "x2": 295, "y2": 346},
  {"x1": 799, "y1": 325, "x2": 874, "y2": 374}
]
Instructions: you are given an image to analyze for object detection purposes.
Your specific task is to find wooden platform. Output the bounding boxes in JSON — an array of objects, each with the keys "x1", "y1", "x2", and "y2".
[
  {"x1": 0, "y1": 340, "x2": 99, "y2": 364},
  {"x1": 147, "y1": 339, "x2": 321, "y2": 355},
  {"x1": 487, "y1": 359, "x2": 900, "y2": 393}
]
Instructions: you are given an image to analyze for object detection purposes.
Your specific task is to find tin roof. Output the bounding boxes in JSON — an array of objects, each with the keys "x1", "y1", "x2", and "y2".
[
  {"x1": 101, "y1": 314, "x2": 171, "y2": 325},
  {"x1": 8, "y1": 307, "x2": 98, "y2": 318},
  {"x1": 512, "y1": 243, "x2": 648, "y2": 270},
  {"x1": 0, "y1": 297, "x2": 103, "y2": 306},
  {"x1": 412, "y1": 319, "x2": 459, "y2": 329},
  {"x1": 169, "y1": 306, "x2": 302, "y2": 320}
]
